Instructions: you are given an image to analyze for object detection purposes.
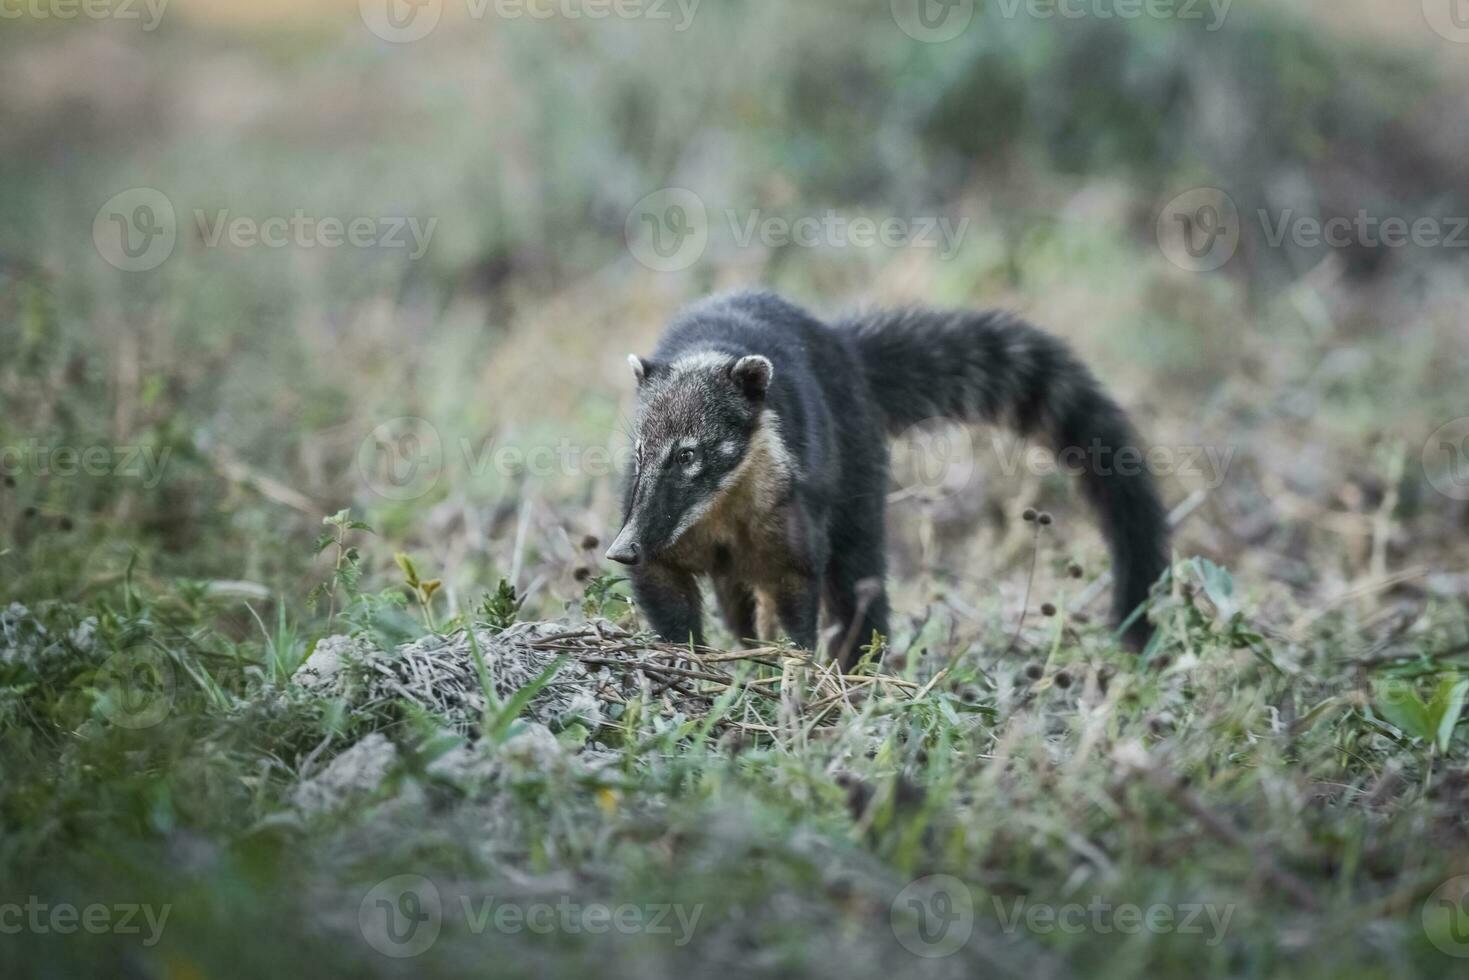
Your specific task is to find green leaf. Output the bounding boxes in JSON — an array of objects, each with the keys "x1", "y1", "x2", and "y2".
[
  {"x1": 1374, "y1": 680, "x2": 1433, "y2": 741},
  {"x1": 394, "y1": 552, "x2": 420, "y2": 587},
  {"x1": 1192, "y1": 557, "x2": 1237, "y2": 620},
  {"x1": 1428, "y1": 675, "x2": 1469, "y2": 753}
]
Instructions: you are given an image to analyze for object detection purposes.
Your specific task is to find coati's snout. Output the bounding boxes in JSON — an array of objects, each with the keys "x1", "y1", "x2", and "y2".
[
  {"x1": 604, "y1": 527, "x2": 640, "y2": 565},
  {"x1": 608, "y1": 350, "x2": 775, "y2": 564}
]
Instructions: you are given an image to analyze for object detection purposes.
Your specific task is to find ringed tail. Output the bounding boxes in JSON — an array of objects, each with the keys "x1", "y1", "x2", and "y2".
[{"x1": 843, "y1": 307, "x2": 1170, "y2": 649}]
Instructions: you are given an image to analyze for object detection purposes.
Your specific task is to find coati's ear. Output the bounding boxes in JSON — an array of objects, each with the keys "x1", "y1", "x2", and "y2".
[
  {"x1": 730, "y1": 355, "x2": 773, "y2": 400},
  {"x1": 627, "y1": 354, "x2": 656, "y2": 386}
]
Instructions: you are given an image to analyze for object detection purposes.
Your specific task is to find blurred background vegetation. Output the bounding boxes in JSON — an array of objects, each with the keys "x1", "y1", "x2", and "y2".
[
  {"x1": 3, "y1": 0, "x2": 1466, "y2": 617},
  {"x1": 2, "y1": 1, "x2": 1468, "y2": 977}
]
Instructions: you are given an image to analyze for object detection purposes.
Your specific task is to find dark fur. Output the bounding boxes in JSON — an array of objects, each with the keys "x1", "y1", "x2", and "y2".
[{"x1": 609, "y1": 290, "x2": 1169, "y2": 666}]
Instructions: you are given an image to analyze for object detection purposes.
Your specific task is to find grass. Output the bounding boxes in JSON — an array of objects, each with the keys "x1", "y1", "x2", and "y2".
[{"x1": 3, "y1": 2, "x2": 1469, "y2": 977}]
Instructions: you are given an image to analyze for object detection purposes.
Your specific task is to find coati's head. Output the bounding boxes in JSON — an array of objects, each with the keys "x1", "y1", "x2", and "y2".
[{"x1": 605, "y1": 351, "x2": 776, "y2": 565}]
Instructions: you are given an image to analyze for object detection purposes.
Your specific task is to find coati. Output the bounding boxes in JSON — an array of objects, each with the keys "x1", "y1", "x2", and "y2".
[{"x1": 606, "y1": 290, "x2": 1169, "y2": 667}]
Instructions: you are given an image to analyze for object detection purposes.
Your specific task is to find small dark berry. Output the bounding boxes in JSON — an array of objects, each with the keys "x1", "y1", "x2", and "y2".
[
  {"x1": 580, "y1": 534, "x2": 599, "y2": 551},
  {"x1": 1022, "y1": 508, "x2": 1038, "y2": 522},
  {"x1": 1054, "y1": 670, "x2": 1073, "y2": 690},
  {"x1": 1071, "y1": 611, "x2": 1091, "y2": 625},
  {"x1": 1040, "y1": 602, "x2": 1057, "y2": 617},
  {"x1": 1037, "y1": 511, "x2": 1053, "y2": 526},
  {"x1": 572, "y1": 566, "x2": 591, "y2": 582},
  {"x1": 1023, "y1": 663, "x2": 1043, "y2": 681},
  {"x1": 22, "y1": 506, "x2": 37, "y2": 519},
  {"x1": 2, "y1": 475, "x2": 14, "y2": 488},
  {"x1": 1067, "y1": 562, "x2": 1084, "y2": 579},
  {"x1": 59, "y1": 516, "x2": 74, "y2": 532}
]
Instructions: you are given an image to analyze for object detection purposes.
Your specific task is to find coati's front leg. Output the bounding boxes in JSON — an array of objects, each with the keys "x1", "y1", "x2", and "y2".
[
  {"x1": 770, "y1": 575, "x2": 821, "y2": 653},
  {"x1": 711, "y1": 572, "x2": 758, "y2": 647},
  {"x1": 629, "y1": 561, "x2": 704, "y2": 647}
]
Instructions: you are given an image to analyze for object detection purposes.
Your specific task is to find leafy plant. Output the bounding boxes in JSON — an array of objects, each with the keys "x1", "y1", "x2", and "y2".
[
  {"x1": 309, "y1": 509, "x2": 374, "y2": 631},
  {"x1": 479, "y1": 579, "x2": 522, "y2": 631},
  {"x1": 580, "y1": 572, "x2": 630, "y2": 620},
  {"x1": 1374, "y1": 674, "x2": 1469, "y2": 755},
  {"x1": 394, "y1": 552, "x2": 443, "y2": 633}
]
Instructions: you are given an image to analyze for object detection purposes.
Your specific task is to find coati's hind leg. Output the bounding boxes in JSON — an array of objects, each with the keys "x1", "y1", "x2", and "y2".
[
  {"x1": 711, "y1": 572, "x2": 759, "y2": 648},
  {"x1": 825, "y1": 535, "x2": 891, "y2": 670},
  {"x1": 629, "y1": 562, "x2": 705, "y2": 647}
]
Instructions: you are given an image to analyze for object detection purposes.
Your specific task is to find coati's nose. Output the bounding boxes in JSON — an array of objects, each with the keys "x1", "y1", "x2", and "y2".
[{"x1": 604, "y1": 530, "x2": 640, "y2": 566}]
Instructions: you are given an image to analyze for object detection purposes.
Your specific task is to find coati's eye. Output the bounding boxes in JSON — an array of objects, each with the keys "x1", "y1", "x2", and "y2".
[{"x1": 676, "y1": 447, "x2": 697, "y2": 470}]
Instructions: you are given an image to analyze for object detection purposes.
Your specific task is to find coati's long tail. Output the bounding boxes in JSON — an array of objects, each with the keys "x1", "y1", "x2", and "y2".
[{"x1": 842, "y1": 308, "x2": 1169, "y2": 650}]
